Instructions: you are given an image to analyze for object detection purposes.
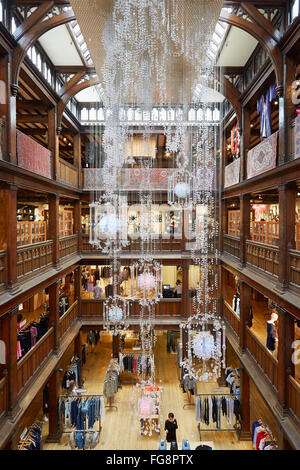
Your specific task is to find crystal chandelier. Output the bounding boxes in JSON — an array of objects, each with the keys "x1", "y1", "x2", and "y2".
[
  {"x1": 103, "y1": 295, "x2": 130, "y2": 335},
  {"x1": 180, "y1": 317, "x2": 226, "y2": 382},
  {"x1": 68, "y1": 0, "x2": 225, "y2": 386}
]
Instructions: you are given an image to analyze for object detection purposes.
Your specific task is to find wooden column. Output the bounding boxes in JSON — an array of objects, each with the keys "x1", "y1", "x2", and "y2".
[
  {"x1": 220, "y1": 199, "x2": 227, "y2": 253},
  {"x1": 73, "y1": 199, "x2": 81, "y2": 253},
  {"x1": 49, "y1": 281, "x2": 60, "y2": 354},
  {"x1": 48, "y1": 107, "x2": 59, "y2": 181},
  {"x1": 74, "y1": 332, "x2": 81, "y2": 359},
  {"x1": 239, "y1": 280, "x2": 251, "y2": 354},
  {"x1": 7, "y1": 307, "x2": 20, "y2": 420},
  {"x1": 239, "y1": 194, "x2": 251, "y2": 267},
  {"x1": 181, "y1": 209, "x2": 187, "y2": 251},
  {"x1": 46, "y1": 369, "x2": 62, "y2": 443},
  {"x1": 276, "y1": 306, "x2": 295, "y2": 417},
  {"x1": 239, "y1": 365, "x2": 251, "y2": 440},
  {"x1": 112, "y1": 334, "x2": 119, "y2": 359},
  {"x1": 181, "y1": 327, "x2": 188, "y2": 361},
  {"x1": 277, "y1": 183, "x2": 296, "y2": 292},
  {"x1": 73, "y1": 133, "x2": 81, "y2": 188},
  {"x1": 74, "y1": 266, "x2": 81, "y2": 303},
  {"x1": 182, "y1": 260, "x2": 189, "y2": 317},
  {"x1": 48, "y1": 194, "x2": 60, "y2": 269},
  {"x1": 0, "y1": 184, "x2": 19, "y2": 293}
]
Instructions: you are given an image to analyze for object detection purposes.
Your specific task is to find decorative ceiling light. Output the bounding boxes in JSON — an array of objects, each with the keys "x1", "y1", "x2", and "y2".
[
  {"x1": 137, "y1": 272, "x2": 156, "y2": 293},
  {"x1": 180, "y1": 318, "x2": 226, "y2": 382},
  {"x1": 103, "y1": 295, "x2": 130, "y2": 335},
  {"x1": 98, "y1": 213, "x2": 120, "y2": 236},
  {"x1": 168, "y1": 168, "x2": 193, "y2": 209},
  {"x1": 192, "y1": 331, "x2": 215, "y2": 361}
]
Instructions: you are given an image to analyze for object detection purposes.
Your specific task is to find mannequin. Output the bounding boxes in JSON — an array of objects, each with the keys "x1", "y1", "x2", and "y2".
[
  {"x1": 266, "y1": 312, "x2": 278, "y2": 354},
  {"x1": 232, "y1": 290, "x2": 240, "y2": 316}
]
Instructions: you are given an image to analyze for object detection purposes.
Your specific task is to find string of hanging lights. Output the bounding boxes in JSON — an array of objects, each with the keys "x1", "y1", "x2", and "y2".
[{"x1": 69, "y1": 0, "x2": 226, "y2": 422}]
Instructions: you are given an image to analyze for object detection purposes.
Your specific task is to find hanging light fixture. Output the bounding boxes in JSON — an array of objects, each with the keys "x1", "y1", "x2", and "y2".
[{"x1": 103, "y1": 295, "x2": 130, "y2": 335}]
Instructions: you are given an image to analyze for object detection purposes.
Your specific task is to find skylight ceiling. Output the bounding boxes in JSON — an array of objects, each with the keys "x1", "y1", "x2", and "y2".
[
  {"x1": 217, "y1": 26, "x2": 258, "y2": 67},
  {"x1": 75, "y1": 85, "x2": 104, "y2": 103},
  {"x1": 38, "y1": 25, "x2": 83, "y2": 66},
  {"x1": 206, "y1": 8, "x2": 231, "y2": 63}
]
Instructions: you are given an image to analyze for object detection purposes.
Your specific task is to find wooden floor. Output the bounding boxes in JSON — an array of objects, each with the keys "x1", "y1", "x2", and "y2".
[{"x1": 43, "y1": 330, "x2": 253, "y2": 451}]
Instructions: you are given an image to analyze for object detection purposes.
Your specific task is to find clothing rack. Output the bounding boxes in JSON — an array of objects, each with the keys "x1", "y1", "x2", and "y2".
[
  {"x1": 255, "y1": 418, "x2": 278, "y2": 449},
  {"x1": 58, "y1": 394, "x2": 104, "y2": 433},
  {"x1": 195, "y1": 393, "x2": 241, "y2": 441},
  {"x1": 17, "y1": 421, "x2": 43, "y2": 450}
]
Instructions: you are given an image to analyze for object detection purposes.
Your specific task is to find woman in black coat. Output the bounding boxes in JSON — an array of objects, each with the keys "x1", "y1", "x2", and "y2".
[{"x1": 164, "y1": 413, "x2": 178, "y2": 444}]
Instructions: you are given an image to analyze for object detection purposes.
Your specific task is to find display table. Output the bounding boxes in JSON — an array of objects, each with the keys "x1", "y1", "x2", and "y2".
[{"x1": 139, "y1": 386, "x2": 161, "y2": 436}]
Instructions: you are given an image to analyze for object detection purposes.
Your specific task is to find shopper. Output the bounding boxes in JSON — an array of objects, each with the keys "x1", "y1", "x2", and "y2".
[
  {"x1": 173, "y1": 280, "x2": 182, "y2": 297},
  {"x1": 164, "y1": 412, "x2": 178, "y2": 448}
]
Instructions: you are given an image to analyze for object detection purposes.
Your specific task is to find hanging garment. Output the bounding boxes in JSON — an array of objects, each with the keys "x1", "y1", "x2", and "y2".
[
  {"x1": 231, "y1": 122, "x2": 240, "y2": 159},
  {"x1": 266, "y1": 322, "x2": 276, "y2": 351},
  {"x1": 195, "y1": 396, "x2": 201, "y2": 423},
  {"x1": 257, "y1": 84, "x2": 276, "y2": 138}
]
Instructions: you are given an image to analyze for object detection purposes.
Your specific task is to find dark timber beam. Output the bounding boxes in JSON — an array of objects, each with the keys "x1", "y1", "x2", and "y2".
[
  {"x1": 57, "y1": 76, "x2": 100, "y2": 130},
  {"x1": 219, "y1": 11, "x2": 284, "y2": 92},
  {"x1": 11, "y1": 9, "x2": 76, "y2": 89}
]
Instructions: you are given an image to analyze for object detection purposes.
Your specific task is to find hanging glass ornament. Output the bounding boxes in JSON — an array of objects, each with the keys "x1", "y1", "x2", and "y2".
[{"x1": 103, "y1": 295, "x2": 130, "y2": 335}]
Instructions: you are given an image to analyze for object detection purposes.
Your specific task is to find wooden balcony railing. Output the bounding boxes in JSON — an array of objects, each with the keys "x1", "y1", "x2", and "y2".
[
  {"x1": 251, "y1": 221, "x2": 279, "y2": 247},
  {"x1": 80, "y1": 298, "x2": 182, "y2": 318},
  {"x1": 245, "y1": 326, "x2": 278, "y2": 391},
  {"x1": 17, "y1": 327, "x2": 54, "y2": 395},
  {"x1": 59, "y1": 234, "x2": 78, "y2": 259},
  {"x1": 223, "y1": 234, "x2": 240, "y2": 259},
  {"x1": 0, "y1": 250, "x2": 6, "y2": 292},
  {"x1": 81, "y1": 299, "x2": 103, "y2": 317},
  {"x1": 223, "y1": 300, "x2": 240, "y2": 337},
  {"x1": 288, "y1": 250, "x2": 300, "y2": 289},
  {"x1": 17, "y1": 241, "x2": 53, "y2": 280},
  {"x1": 0, "y1": 374, "x2": 8, "y2": 420},
  {"x1": 59, "y1": 301, "x2": 79, "y2": 340},
  {"x1": 81, "y1": 234, "x2": 182, "y2": 252},
  {"x1": 58, "y1": 158, "x2": 78, "y2": 188},
  {"x1": 246, "y1": 240, "x2": 279, "y2": 278},
  {"x1": 288, "y1": 375, "x2": 300, "y2": 422}
]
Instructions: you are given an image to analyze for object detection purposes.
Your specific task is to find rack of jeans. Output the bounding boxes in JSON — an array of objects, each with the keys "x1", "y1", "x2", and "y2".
[
  {"x1": 17, "y1": 421, "x2": 43, "y2": 450},
  {"x1": 58, "y1": 394, "x2": 105, "y2": 449},
  {"x1": 195, "y1": 393, "x2": 241, "y2": 440}
]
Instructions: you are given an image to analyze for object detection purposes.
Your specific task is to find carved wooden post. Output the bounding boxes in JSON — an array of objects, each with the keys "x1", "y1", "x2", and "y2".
[
  {"x1": 277, "y1": 182, "x2": 296, "y2": 292},
  {"x1": 49, "y1": 281, "x2": 60, "y2": 354},
  {"x1": 48, "y1": 194, "x2": 60, "y2": 269},
  {"x1": 239, "y1": 365, "x2": 251, "y2": 440},
  {"x1": 275, "y1": 306, "x2": 295, "y2": 417},
  {"x1": 239, "y1": 194, "x2": 251, "y2": 267},
  {"x1": 46, "y1": 369, "x2": 62, "y2": 443},
  {"x1": 7, "y1": 307, "x2": 20, "y2": 420}
]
